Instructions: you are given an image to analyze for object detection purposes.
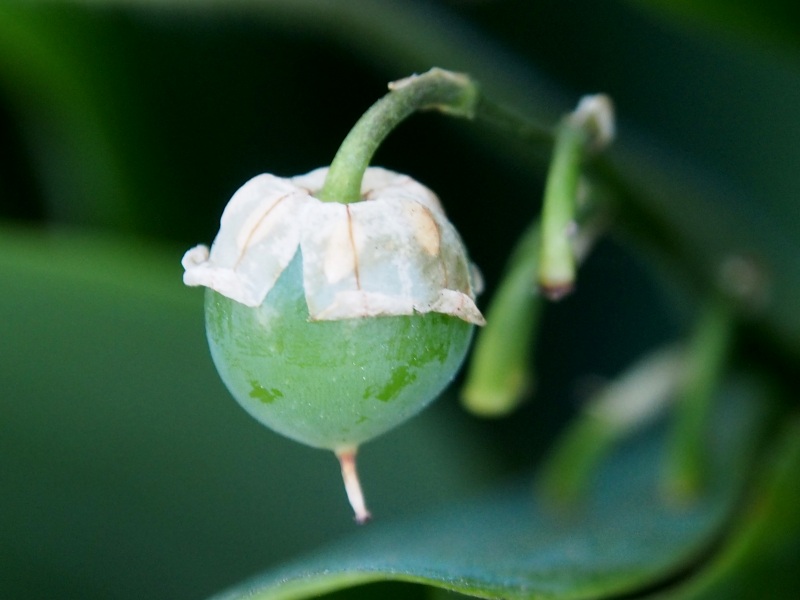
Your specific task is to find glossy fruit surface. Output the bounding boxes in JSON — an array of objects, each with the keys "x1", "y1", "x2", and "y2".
[{"x1": 205, "y1": 252, "x2": 474, "y2": 451}]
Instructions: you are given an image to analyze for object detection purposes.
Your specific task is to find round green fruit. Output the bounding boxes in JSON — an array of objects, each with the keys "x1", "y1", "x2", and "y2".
[{"x1": 204, "y1": 251, "x2": 474, "y2": 452}]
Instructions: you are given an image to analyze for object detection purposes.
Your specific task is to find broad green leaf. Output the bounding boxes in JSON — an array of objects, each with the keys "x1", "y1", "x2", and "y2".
[
  {"x1": 0, "y1": 224, "x2": 504, "y2": 600},
  {"x1": 209, "y1": 381, "x2": 767, "y2": 600},
  {"x1": 654, "y1": 416, "x2": 800, "y2": 599}
]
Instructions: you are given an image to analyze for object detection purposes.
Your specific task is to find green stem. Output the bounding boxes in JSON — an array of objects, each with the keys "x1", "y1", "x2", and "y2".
[
  {"x1": 462, "y1": 185, "x2": 608, "y2": 418},
  {"x1": 318, "y1": 68, "x2": 480, "y2": 204},
  {"x1": 461, "y1": 221, "x2": 542, "y2": 417},
  {"x1": 666, "y1": 297, "x2": 736, "y2": 500},
  {"x1": 537, "y1": 119, "x2": 588, "y2": 299},
  {"x1": 536, "y1": 95, "x2": 613, "y2": 299},
  {"x1": 472, "y1": 96, "x2": 553, "y2": 150},
  {"x1": 538, "y1": 345, "x2": 683, "y2": 504}
]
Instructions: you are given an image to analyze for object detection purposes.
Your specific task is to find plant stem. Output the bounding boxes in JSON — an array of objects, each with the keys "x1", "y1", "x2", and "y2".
[
  {"x1": 472, "y1": 96, "x2": 553, "y2": 149},
  {"x1": 538, "y1": 346, "x2": 683, "y2": 504},
  {"x1": 461, "y1": 221, "x2": 541, "y2": 416},
  {"x1": 318, "y1": 68, "x2": 480, "y2": 204},
  {"x1": 537, "y1": 119, "x2": 588, "y2": 299},
  {"x1": 336, "y1": 448, "x2": 371, "y2": 524},
  {"x1": 665, "y1": 298, "x2": 735, "y2": 500},
  {"x1": 318, "y1": 68, "x2": 561, "y2": 205},
  {"x1": 462, "y1": 187, "x2": 608, "y2": 418},
  {"x1": 537, "y1": 95, "x2": 614, "y2": 299}
]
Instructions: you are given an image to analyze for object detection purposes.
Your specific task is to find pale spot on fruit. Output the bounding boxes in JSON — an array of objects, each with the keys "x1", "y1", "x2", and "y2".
[
  {"x1": 407, "y1": 203, "x2": 440, "y2": 256},
  {"x1": 323, "y1": 218, "x2": 357, "y2": 284}
]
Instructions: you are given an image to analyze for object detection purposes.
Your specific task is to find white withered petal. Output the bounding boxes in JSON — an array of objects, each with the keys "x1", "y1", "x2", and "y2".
[{"x1": 182, "y1": 167, "x2": 485, "y2": 325}]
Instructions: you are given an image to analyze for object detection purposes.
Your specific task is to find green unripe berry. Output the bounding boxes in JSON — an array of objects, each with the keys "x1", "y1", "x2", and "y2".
[
  {"x1": 205, "y1": 252, "x2": 474, "y2": 451},
  {"x1": 183, "y1": 166, "x2": 483, "y2": 521}
]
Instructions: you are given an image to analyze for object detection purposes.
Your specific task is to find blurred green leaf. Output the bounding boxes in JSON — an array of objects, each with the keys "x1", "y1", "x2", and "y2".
[
  {"x1": 209, "y1": 382, "x2": 766, "y2": 600},
  {"x1": 627, "y1": 0, "x2": 800, "y2": 55},
  {"x1": 0, "y1": 3, "x2": 165, "y2": 230},
  {"x1": 0, "y1": 224, "x2": 505, "y2": 600},
  {"x1": 655, "y1": 416, "x2": 800, "y2": 599}
]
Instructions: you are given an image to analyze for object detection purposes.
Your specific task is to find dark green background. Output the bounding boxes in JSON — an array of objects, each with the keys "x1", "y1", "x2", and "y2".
[{"x1": 1, "y1": 1, "x2": 798, "y2": 599}]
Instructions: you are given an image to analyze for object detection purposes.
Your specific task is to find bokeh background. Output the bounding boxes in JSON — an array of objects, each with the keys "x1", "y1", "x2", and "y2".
[{"x1": 1, "y1": 1, "x2": 798, "y2": 599}]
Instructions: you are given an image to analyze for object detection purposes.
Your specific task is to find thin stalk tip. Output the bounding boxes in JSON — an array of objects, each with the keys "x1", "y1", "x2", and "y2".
[{"x1": 336, "y1": 448, "x2": 372, "y2": 524}]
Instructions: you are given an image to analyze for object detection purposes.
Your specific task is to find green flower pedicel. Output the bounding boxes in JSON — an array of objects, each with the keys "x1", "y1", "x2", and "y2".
[{"x1": 182, "y1": 70, "x2": 486, "y2": 522}]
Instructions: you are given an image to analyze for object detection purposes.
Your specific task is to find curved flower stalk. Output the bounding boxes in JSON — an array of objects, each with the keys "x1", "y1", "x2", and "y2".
[{"x1": 538, "y1": 94, "x2": 615, "y2": 299}]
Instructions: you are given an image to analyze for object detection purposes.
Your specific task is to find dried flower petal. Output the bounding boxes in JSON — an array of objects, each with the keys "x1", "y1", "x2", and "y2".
[{"x1": 182, "y1": 167, "x2": 484, "y2": 325}]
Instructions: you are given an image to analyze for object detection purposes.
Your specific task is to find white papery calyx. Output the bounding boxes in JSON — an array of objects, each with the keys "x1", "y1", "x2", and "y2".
[{"x1": 182, "y1": 167, "x2": 485, "y2": 326}]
